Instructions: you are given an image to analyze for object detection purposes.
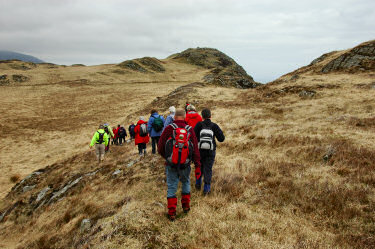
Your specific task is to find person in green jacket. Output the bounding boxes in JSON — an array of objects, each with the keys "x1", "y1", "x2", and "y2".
[
  {"x1": 90, "y1": 124, "x2": 109, "y2": 163},
  {"x1": 103, "y1": 123, "x2": 114, "y2": 152}
]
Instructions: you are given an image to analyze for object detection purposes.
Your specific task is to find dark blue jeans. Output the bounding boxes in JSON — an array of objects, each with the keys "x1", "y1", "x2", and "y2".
[
  {"x1": 166, "y1": 165, "x2": 191, "y2": 198},
  {"x1": 198, "y1": 150, "x2": 216, "y2": 185},
  {"x1": 151, "y1": 136, "x2": 160, "y2": 154}
]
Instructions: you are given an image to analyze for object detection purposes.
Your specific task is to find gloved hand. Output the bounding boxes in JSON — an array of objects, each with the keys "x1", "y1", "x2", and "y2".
[{"x1": 195, "y1": 167, "x2": 201, "y2": 180}]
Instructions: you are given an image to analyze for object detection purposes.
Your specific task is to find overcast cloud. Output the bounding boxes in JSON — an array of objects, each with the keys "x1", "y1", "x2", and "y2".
[{"x1": 0, "y1": 0, "x2": 374, "y2": 82}]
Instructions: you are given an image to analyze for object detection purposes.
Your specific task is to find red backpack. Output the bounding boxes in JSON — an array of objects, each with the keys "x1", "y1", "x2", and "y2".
[{"x1": 165, "y1": 124, "x2": 194, "y2": 168}]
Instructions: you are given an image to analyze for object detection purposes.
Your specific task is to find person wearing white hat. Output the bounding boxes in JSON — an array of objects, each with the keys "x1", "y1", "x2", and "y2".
[{"x1": 163, "y1": 106, "x2": 176, "y2": 131}]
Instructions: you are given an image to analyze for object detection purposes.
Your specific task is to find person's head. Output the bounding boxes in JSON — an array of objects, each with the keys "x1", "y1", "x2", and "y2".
[
  {"x1": 187, "y1": 105, "x2": 196, "y2": 111},
  {"x1": 131, "y1": 122, "x2": 134, "y2": 125},
  {"x1": 117, "y1": 124, "x2": 120, "y2": 127},
  {"x1": 169, "y1": 106, "x2": 176, "y2": 114},
  {"x1": 201, "y1": 108, "x2": 211, "y2": 120},
  {"x1": 151, "y1": 109, "x2": 157, "y2": 115},
  {"x1": 139, "y1": 116, "x2": 145, "y2": 121},
  {"x1": 99, "y1": 124, "x2": 104, "y2": 129},
  {"x1": 174, "y1": 109, "x2": 186, "y2": 120}
]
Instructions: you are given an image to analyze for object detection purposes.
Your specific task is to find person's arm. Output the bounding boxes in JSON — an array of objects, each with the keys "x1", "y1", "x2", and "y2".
[
  {"x1": 108, "y1": 127, "x2": 114, "y2": 138},
  {"x1": 194, "y1": 122, "x2": 202, "y2": 141},
  {"x1": 104, "y1": 133, "x2": 109, "y2": 146},
  {"x1": 147, "y1": 117, "x2": 153, "y2": 133},
  {"x1": 158, "y1": 125, "x2": 172, "y2": 158},
  {"x1": 90, "y1": 132, "x2": 97, "y2": 147},
  {"x1": 124, "y1": 128, "x2": 127, "y2": 137},
  {"x1": 189, "y1": 129, "x2": 201, "y2": 168},
  {"x1": 213, "y1": 123, "x2": 225, "y2": 142}
]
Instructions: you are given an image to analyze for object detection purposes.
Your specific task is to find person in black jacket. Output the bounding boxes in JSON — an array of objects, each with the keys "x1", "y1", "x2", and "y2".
[
  {"x1": 118, "y1": 126, "x2": 127, "y2": 145},
  {"x1": 194, "y1": 108, "x2": 225, "y2": 194},
  {"x1": 128, "y1": 122, "x2": 136, "y2": 140}
]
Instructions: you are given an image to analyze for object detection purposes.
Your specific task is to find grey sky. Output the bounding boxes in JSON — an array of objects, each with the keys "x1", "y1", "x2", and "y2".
[{"x1": 0, "y1": 0, "x2": 374, "y2": 82}]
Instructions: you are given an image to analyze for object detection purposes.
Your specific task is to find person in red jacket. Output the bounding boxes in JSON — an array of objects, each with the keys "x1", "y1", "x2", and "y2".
[
  {"x1": 158, "y1": 109, "x2": 201, "y2": 221},
  {"x1": 134, "y1": 116, "x2": 150, "y2": 156},
  {"x1": 185, "y1": 105, "x2": 202, "y2": 128},
  {"x1": 113, "y1": 125, "x2": 120, "y2": 145}
]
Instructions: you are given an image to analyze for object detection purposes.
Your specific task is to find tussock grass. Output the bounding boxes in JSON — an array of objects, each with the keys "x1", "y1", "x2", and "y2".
[{"x1": 2, "y1": 66, "x2": 375, "y2": 248}]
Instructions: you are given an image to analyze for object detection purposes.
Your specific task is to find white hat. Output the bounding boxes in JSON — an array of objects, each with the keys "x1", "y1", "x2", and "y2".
[
  {"x1": 139, "y1": 116, "x2": 145, "y2": 121},
  {"x1": 169, "y1": 106, "x2": 176, "y2": 113}
]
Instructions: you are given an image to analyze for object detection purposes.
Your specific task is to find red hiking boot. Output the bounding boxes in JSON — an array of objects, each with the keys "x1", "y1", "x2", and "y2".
[
  {"x1": 167, "y1": 197, "x2": 177, "y2": 221},
  {"x1": 181, "y1": 193, "x2": 191, "y2": 213}
]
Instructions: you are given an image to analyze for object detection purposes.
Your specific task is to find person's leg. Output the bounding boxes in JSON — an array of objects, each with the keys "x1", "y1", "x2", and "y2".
[
  {"x1": 106, "y1": 138, "x2": 111, "y2": 152},
  {"x1": 95, "y1": 144, "x2": 100, "y2": 163},
  {"x1": 180, "y1": 165, "x2": 191, "y2": 213},
  {"x1": 151, "y1": 137, "x2": 156, "y2": 154},
  {"x1": 138, "y1": 144, "x2": 143, "y2": 155},
  {"x1": 166, "y1": 165, "x2": 179, "y2": 220},
  {"x1": 143, "y1": 143, "x2": 147, "y2": 155},
  {"x1": 203, "y1": 151, "x2": 216, "y2": 194},
  {"x1": 99, "y1": 144, "x2": 105, "y2": 161},
  {"x1": 196, "y1": 152, "x2": 208, "y2": 190},
  {"x1": 155, "y1": 136, "x2": 160, "y2": 152}
]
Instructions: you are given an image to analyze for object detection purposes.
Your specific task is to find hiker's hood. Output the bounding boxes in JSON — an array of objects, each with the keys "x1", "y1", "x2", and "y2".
[
  {"x1": 187, "y1": 111, "x2": 200, "y2": 119},
  {"x1": 137, "y1": 120, "x2": 147, "y2": 125}
]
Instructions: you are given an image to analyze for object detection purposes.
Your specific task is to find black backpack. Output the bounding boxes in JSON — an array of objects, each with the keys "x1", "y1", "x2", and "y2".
[
  {"x1": 119, "y1": 127, "x2": 124, "y2": 136},
  {"x1": 129, "y1": 125, "x2": 135, "y2": 136},
  {"x1": 104, "y1": 126, "x2": 109, "y2": 134},
  {"x1": 97, "y1": 131, "x2": 105, "y2": 144}
]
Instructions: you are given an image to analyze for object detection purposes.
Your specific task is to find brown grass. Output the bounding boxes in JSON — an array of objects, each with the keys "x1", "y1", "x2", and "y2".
[{"x1": 2, "y1": 61, "x2": 375, "y2": 248}]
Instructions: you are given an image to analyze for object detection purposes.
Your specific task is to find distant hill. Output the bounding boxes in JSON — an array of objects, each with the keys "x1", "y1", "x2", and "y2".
[{"x1": 0, "y1": 50, "x2": 44, "y2": 63}]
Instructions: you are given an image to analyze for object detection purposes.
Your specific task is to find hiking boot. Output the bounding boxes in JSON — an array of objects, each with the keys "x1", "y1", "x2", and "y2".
[
  {"x1": 168, "y1": 214, "x2": 176, "y2": 221},
  {"x1": 203, "y1": 184, "x2": 211, "y2": 195},
  {"x1": 167, "y1": 197, "x2": 177, "y2": 221},
  {"x1": 181, "y1": 193, "x2": 190, "y2": 213},
  {"x1": 195, "y1": 184, "x2": 201, "y2": 191}
]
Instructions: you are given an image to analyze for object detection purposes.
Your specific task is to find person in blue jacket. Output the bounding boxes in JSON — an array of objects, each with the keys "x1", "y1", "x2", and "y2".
[
  {"x1": 148, "y1": 109, "x2": 165, "y2": 154},
  {"x1": 163, "y1": 106, "x2": 175, "y2": 130}
]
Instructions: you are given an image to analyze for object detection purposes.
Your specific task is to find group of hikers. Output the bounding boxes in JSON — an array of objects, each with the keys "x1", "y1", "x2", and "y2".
[{"x1": 89, "y1": 102, "x2": 225, "y2": 220}]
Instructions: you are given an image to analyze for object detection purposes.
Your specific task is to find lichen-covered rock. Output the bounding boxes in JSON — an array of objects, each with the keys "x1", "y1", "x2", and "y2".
[
  {"x1": 322, "y1": 40, "x2": 375, "y2": 73},
  {"x1": 12, "y1": 74, "x2": 29, "y2": 82},
  {"x1": 80, "y1": 219, "x2": 92, "y2": 233},
  {"x1": 0, "y1": 75, "x2": 9, "y2": 85},
  {"x1": 299, "y1": 90, "x2": 316, "y2": 98}
]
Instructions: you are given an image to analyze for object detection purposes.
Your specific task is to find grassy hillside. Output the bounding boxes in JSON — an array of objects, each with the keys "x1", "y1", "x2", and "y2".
[{"x1": 1, "y1": 42, "x2": 375, "y2": 248}]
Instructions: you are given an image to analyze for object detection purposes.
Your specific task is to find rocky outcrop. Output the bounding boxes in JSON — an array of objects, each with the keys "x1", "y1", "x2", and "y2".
[
  {"x1": 118, "y1": 60, "x2": 148, "y2": 73},
  {"x1": 171, "y1": 48, "x2": 259, "y2": 89},
  {"x1": 117, "y1": 57, "x2": 165, "y2": 73},
  {"x1": 12, "y1": 74, "x2": 29, "y2": 82},
  {"x1": 322, "y1": 40, "x2": 375, "y2": 73},
  {"x1": 138, "y1": 57, "x2": 165, "y2": 72}
]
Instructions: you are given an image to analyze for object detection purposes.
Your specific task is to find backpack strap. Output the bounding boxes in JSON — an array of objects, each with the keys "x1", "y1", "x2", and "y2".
[
  {"x1": 170, "y1": 123, "x2": 178, "y2": 130},
  {"x1": 185, "y1": 125, "x2": 192, "y2": 131}
]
